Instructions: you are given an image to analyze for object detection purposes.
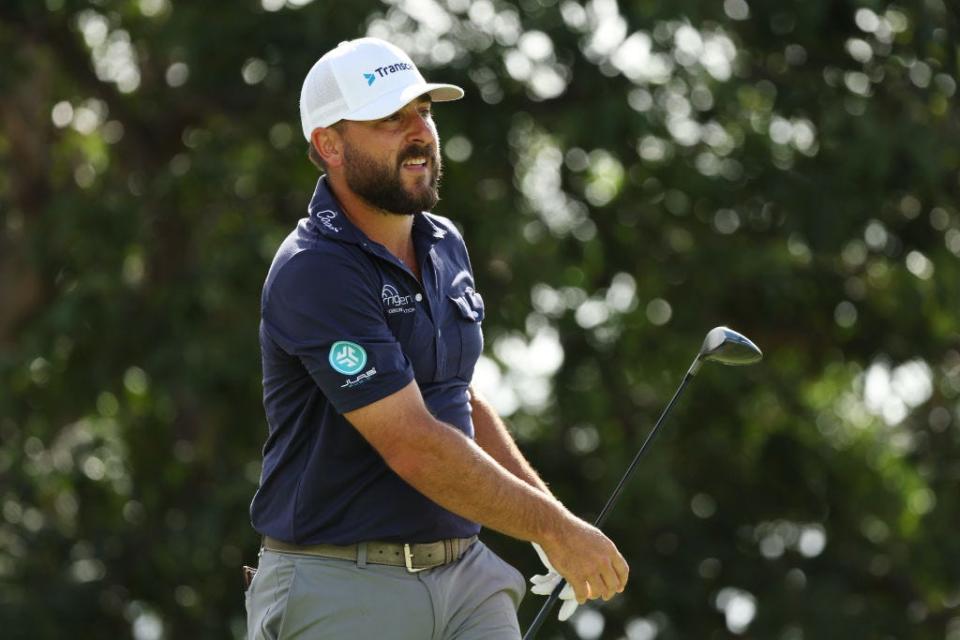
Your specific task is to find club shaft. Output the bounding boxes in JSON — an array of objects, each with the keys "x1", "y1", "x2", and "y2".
[
  {"x1": 594, "y1": 371, "x2": 695, "y2": 529},
  {"x1": 522, "y1": 367, "x2": 698, "y2": 640},
  {"x1": 522, "y1": 587, "x2": 563, "y2": 640}
]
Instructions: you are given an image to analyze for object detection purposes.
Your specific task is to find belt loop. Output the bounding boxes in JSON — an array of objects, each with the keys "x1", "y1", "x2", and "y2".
[{"x1": 357, "y1": 542, "x2": 368, "y2": 569}]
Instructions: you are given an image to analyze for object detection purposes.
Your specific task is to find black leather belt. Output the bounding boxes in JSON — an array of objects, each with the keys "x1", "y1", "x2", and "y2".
[{"x1": 262, "y1": 535, "x2": 478, "y2": 573}]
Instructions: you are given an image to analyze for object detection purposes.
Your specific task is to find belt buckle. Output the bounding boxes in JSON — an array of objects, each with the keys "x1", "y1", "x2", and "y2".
[{"x1": 403, "y1": 543, "x2": 428, "y2": 573}]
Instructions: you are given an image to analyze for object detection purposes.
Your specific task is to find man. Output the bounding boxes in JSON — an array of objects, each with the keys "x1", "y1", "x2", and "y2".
[{"x1": 246, "y1": 37, "x2": 628, "y2": 639}]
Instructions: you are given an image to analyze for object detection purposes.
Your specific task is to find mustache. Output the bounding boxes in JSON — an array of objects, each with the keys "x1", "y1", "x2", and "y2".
[{"x1": 397, "y1": 144, "x2": 438, "y2": 167}]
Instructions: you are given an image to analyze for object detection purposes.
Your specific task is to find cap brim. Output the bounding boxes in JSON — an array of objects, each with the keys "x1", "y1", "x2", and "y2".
[{"x1": 343, "y1": 82, "x2": 464, "y2": 122}]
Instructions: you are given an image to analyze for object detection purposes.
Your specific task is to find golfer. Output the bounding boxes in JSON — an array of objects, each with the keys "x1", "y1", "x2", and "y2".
[{"x1": 246, "y1": 37, "x2": 628, "y2": 639}]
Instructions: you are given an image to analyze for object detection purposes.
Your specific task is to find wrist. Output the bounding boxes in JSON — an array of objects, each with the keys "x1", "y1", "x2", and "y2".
[{"x1": 536, "y1": 504, "x2": 575, "y2": 550}]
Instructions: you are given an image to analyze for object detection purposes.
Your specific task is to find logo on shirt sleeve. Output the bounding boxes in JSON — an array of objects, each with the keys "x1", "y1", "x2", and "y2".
[
  {"x1": 341, "y1": 367, "x2": 377, "y2": 388},
  {"x1": 329, "y1": 341, "x2": 367, "y2": 375}
]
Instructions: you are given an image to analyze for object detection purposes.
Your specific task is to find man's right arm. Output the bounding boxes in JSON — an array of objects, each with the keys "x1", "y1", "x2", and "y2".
[{"x1": 345, "y1": 379, "x2": 629, "y2": 603}]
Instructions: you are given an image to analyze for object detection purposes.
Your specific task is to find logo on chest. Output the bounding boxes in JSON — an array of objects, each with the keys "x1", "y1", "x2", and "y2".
[{"x1": 381, "y1": 284, "x2": 417, "y2": 315}]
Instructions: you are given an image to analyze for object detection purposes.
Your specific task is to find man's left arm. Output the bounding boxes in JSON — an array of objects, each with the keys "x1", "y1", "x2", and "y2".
[
  {"x1": 469, "y1": 385, "x2": 554, "y2": 497},
  {"x1": 470, "y1": 385, "x2": 590, "y2": 619}
]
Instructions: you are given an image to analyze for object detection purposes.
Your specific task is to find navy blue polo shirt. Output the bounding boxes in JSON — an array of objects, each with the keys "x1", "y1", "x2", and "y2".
[{"x1": 250, "y1": 176, "x2": 486, "y2": 545}]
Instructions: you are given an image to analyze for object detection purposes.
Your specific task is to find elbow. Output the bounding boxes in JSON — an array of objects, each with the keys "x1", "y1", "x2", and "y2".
[
  {"x1": 379, "y1": 438, "x2": 435, "y2": 486},
  {"x1": 383, "y1": 446, "x2": 419, "y2": 481},
  {"x1": 378, "y1": 418, "x2": 453, "y2": 484}
]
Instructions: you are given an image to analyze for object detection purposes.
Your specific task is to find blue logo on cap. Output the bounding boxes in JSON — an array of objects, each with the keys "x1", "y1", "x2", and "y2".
[
  {"x1": 362, "y1": 62, "x2": 414, "y2": 88},
  {"x1": 329, "y1": 341, "x2": 367, "y2": 375}
]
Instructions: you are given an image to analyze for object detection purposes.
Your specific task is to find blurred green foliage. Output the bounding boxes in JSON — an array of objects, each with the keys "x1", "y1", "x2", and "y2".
[{"x1": 1, "y1": 0, "x2": 959, "y2": 638}]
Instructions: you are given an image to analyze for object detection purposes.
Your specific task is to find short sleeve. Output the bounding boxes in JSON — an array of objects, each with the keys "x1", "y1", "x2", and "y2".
[{"x1": 261, "y1": 249, "x2": 414, "y2": 414}]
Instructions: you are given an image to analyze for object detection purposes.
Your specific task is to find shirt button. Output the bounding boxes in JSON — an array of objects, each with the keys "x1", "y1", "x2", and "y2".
[{"x1": 415, "y1": 293, "x2": 423, "y2": 302}]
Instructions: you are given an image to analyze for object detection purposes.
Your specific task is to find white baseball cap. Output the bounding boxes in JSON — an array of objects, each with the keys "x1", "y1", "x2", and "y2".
[{"x1": 299, "y1": 37, "x2": 464, "y2": 141}]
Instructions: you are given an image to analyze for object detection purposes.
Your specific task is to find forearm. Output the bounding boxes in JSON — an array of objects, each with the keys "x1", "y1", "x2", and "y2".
[
  {"x1": 344, "y1": 381, "x2": 569, "y2": 545},
  {"x1": 344, "y1": 381, "x2": 628, "y2": 602},
  {"x1": 391, "y1": 415, "x2": 566, "y2": 544},
  {"x1": 470, "y1": 386, "x2": 554, "y2": 496}
]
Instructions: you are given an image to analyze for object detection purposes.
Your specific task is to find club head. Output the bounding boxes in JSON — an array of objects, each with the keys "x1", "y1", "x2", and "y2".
[{"x1": 698, "y1": 326, "x2": 763, "y2": 366}]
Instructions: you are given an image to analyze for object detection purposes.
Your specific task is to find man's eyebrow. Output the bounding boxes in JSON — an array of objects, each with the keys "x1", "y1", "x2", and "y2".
[{"x1": 375, "y1": 97, "x2": 432, "y2": 122}]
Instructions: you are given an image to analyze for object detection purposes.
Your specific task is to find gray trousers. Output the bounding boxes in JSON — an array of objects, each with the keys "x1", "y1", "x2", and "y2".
[{"x1": 245, "y1": 540, "x2": 526, "y2": 640}]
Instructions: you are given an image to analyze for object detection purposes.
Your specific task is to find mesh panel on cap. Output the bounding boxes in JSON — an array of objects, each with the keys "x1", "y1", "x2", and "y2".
[{"x1": 301, "y1": 59, "x2": 348, "y2": 136}]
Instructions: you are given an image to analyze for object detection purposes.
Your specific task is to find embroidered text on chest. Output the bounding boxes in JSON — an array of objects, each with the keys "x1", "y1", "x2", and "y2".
[{"x1": 382, "y1": 284, "x2": 418, "y2": 314}]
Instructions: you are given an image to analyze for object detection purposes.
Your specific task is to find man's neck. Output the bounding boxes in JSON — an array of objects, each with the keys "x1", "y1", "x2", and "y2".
[
  {"x1": 327, "y1": 175, "x2": 419, "y2": 278},
  {"x1": 327, "y1": 176, "x2": 414, "y2": 252}
]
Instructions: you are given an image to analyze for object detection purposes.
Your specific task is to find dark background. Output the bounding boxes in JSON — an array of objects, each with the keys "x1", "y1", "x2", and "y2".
[{"x1": 2, "y1": 0, "x2": 959, "y2": 638}]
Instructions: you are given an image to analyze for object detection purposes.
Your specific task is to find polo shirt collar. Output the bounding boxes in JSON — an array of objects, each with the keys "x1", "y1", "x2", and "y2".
[
  {"x1": 412, "y1": 211, "x2": 447, "y2": 246},
  {"x1": 307, "y1": 175, "x2": 447, "y2": 248},
  {"x1": 306, "y1": 176, "x2": 365, "y2": 245}
]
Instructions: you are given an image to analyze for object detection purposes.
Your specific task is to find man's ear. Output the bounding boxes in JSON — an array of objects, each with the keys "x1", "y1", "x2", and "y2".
[{"x1": 311, "y1": 126, "x2": 345, "y2": 169}]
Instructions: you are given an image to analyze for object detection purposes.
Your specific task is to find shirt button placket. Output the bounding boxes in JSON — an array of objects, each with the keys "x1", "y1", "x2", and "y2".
[{"x1": 436, "y1": 326, "x2": 446, "y2": 375}]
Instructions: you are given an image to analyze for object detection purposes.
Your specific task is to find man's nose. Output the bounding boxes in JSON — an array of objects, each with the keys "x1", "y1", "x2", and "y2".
[{"x1": 405, "y1": 111, "x2": 435, "y2": 146}]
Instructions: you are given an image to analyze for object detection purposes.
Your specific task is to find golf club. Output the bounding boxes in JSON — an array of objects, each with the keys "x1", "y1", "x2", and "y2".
[{"x1": 522, "y1": 326, "x2": 762, "y2": 640}]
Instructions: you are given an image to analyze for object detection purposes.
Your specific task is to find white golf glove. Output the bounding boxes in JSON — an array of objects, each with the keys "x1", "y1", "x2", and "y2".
[{"x1": 530, "y1": 542, "x2": 579, "y2": 621}]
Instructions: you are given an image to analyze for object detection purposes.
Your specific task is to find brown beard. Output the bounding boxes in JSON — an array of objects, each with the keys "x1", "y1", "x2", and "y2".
[{"x1": 342, "y1": 140, "x2": 442, "y2": 216}]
